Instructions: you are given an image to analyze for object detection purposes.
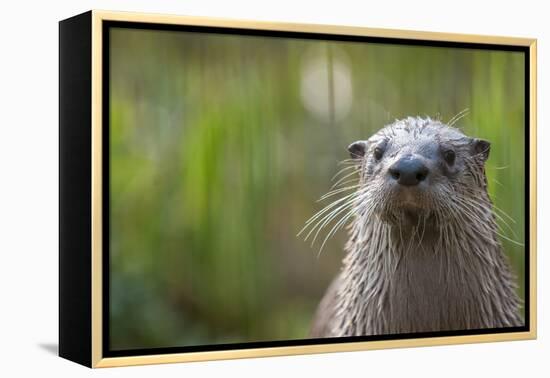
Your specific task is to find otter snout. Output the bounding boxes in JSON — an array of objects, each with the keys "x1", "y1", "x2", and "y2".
[{"x1": 388, "y1": 155, "x2": 429, "y2": 186}]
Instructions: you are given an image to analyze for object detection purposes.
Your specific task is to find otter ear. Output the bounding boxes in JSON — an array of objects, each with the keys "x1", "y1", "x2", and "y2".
[
  {"x1": 472, "y1": 138, "x2": 491, "y2": 162},
  {"x1": 348, "y1": 140, "x2": 369, "y2": 159}
]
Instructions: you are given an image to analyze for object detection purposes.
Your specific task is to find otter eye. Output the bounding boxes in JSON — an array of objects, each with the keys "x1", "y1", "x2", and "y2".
[
  {"x1": 443, "y1": 149, "x2": 456, "y2": 165},
  {"x1": 374, "y1": 146, "x2": 384, "y2": 160}
]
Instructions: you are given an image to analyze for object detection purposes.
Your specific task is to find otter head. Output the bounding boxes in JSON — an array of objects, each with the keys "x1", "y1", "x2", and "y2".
[{"x1": 348, "y1": 117, "x2": 491, "y2": 226}]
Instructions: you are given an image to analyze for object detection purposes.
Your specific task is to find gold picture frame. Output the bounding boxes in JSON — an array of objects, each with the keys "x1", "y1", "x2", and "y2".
[{"x1": 59, "y1": 9, "x2": 537, "y2": 368}]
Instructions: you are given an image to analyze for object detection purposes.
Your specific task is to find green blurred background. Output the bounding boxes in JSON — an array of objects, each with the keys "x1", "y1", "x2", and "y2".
[{"x1": 109, "y1": 27, "x2": 525, "y2": 350}]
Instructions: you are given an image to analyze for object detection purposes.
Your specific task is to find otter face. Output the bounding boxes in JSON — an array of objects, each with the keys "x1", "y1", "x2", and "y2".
[{"x1": 348, "y1": 117, "x2": 491, "y2": 224}]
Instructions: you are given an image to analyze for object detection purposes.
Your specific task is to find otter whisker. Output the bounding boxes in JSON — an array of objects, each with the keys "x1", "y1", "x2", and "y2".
[
  {"x1": 317, "y1": 202, "x2": 361, "y2": 256},
  {"x1": 452, "y1": 193, "x2": 519, "y2": 238},
  {"x1": 309, "y1": 202, "x2": 359, "y2": 248},
  {"x1": 491, "y1": 178, "x2": 504, "y2": 187},
  {"x1": 447, "y1": 108, "x2": 470, "y2": 127},
  {"x1": 490, "y1": 204, "x2": 517, "y2": 224},
  {"x1": 494, "y1": 232, "x2": 524, "y2": 247},
  {"x1": 331, "y1": 170, "x2": 360, "y2": 189},
  {"x1": 450, "y1": 197, "x2": 523, "y2": 246},
  {"x1": 304, "y1": 192, "x2": 367, "y2": 244},
  {"x1": 331, "y1": 165, "x2": 359, "y2": 181},
  {"x1": 317, "y1": 191, "x2": 368, "y2": 233},
  {"x1": 330, "y1": 178, "x2": 360, "y2": 190},
  {"x1": 337, "y1": 158, "x2": 362, "y2": 166},
  {"x1": 462, "y1": 200, "x2": 518, "y2": 239},
  {"x1": 459, "y1": 188, "x2": 518, "y2": 225},
  {"x1": 300, "y1": 191, "x2": 360, "y2": 229},
  {"x1": 488, "y1": 165, "x2": 510, "y2": 170},
  {"x1": 318, "y1": 184, "x2": 362, "y2": 202}
]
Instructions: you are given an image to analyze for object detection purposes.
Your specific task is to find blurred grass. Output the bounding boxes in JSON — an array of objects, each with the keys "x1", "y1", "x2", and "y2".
[{"x1": 109, "y1": 28, "x2": 525, "y2": 350}]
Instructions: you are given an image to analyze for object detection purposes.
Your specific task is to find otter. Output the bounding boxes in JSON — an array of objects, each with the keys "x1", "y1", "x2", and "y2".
[{"x1": 307, "y1": 116, "x2": 523, "y2": 337}]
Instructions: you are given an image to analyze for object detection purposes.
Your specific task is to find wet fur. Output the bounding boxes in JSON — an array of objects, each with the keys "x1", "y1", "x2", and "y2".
[{"x1": 309, "y1": 117, "x2": 523, "y2": 337}]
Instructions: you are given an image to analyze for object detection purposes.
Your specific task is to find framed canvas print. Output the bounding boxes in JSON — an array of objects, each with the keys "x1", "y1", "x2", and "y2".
[{"x1": 59, "y1": 10, "x2": 537, "y2": 368}]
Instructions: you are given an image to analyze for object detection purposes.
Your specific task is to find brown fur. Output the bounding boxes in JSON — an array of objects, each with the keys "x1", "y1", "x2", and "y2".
[{"x1": 308, "y1": 117, "x2": 523, "y2": 337}]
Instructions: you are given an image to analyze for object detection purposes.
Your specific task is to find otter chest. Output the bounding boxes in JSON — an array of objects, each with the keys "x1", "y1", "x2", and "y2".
[{"x1": 384, "y1": 247, "x2": 479, "y2": 333}]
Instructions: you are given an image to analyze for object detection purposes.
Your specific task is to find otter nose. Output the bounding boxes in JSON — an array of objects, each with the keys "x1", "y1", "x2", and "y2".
[{"x1": 388, "y1": 156, "x2": 429, "y2": 186}]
